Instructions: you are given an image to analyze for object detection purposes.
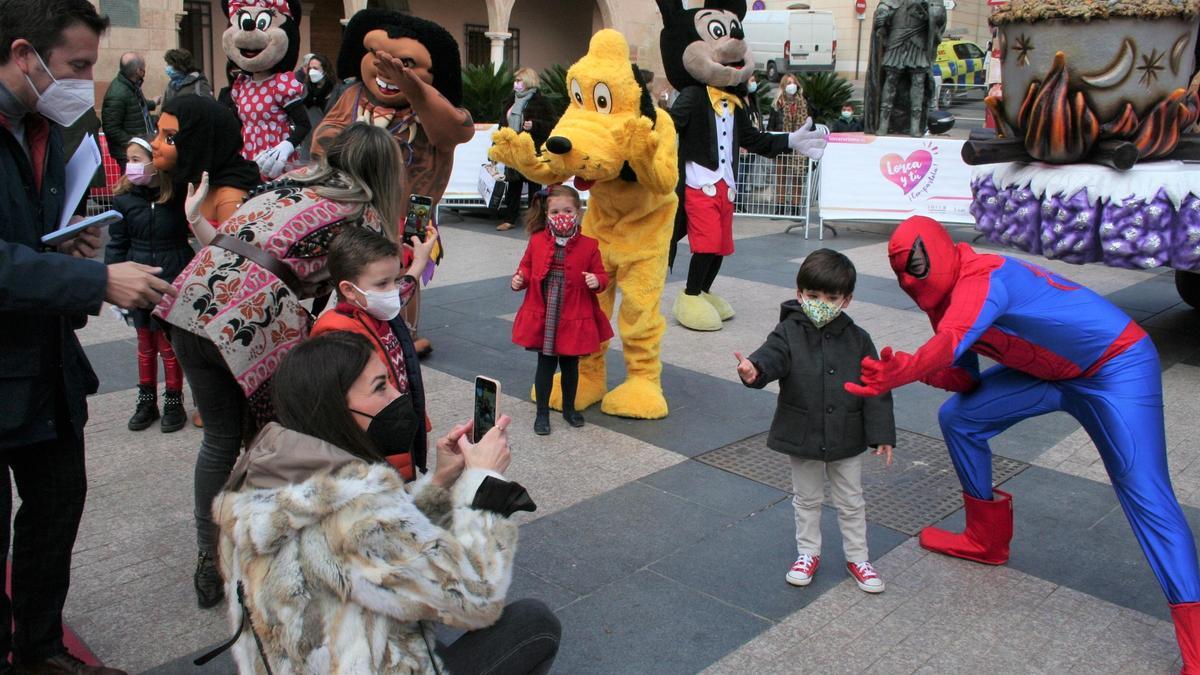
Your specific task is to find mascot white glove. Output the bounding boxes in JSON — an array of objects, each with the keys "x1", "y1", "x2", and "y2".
[
  {"x1": 185, "y1": 171, "x2": 209, "y2": 225},
  {"x1": 787, "y1": 118, "x2": 829, "y2": 160},
  {"x1": 254, "y1": 140, "x2": 295, "y2": 179}
]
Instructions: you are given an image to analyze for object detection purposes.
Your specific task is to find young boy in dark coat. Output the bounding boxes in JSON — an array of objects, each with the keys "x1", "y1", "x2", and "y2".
[{"x1": 735, "y1": 249, "x2": 896, "y2": 593}]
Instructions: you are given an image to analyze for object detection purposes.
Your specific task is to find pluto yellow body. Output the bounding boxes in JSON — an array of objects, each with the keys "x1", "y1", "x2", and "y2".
[{"x1": 489, "y1": 29, "x2": 679, "y2": 419}]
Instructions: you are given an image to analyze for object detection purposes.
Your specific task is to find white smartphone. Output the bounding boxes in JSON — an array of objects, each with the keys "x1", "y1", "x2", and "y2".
[{"x1": 473, "y1": 376, "x2": 501, "y2": 443}]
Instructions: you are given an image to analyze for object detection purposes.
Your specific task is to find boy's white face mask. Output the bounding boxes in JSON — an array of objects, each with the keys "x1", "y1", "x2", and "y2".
[{"x1": 352, "y1": 284, "x2": 403, "y2": 321}]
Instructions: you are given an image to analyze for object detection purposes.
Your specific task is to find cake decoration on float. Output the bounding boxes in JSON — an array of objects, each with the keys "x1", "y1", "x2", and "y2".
[{"x1": 963, "y1": 0, "x2": 1200, "y2": 308}]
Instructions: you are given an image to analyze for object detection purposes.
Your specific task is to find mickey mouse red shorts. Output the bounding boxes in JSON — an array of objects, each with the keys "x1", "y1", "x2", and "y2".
[{"x1": 684, "y1": 179, "x2": 735, "y2": 256}]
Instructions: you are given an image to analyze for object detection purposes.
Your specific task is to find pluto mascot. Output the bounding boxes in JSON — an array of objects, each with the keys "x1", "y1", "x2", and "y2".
[
  {"x1": 658, "y1": 0, "x2": 828, "y2": 332},
  {"x1": 221, "y1": 0, "x2": 310, "y2": 180},
  {"x1": 489, "y1": 30, "x2": 678, "y2": 419}
]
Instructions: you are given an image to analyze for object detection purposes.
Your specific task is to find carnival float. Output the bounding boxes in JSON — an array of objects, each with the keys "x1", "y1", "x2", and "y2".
[{"x1": 963, "y1": 0, "x2": 1200, "y2": 308}]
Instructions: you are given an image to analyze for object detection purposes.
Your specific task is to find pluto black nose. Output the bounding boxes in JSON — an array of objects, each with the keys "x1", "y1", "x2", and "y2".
[{"x1": 545, "y1": 136, "x2": 572, "y2": 155}]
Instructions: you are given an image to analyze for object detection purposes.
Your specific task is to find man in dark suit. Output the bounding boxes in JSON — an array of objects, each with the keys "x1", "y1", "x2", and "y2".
[{"x1": 0, "y1": 0, "x2": 172, "y2": 671}]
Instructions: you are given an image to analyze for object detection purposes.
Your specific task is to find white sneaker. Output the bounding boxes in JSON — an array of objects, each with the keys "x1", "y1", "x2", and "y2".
[
  {"x1": 786, "y1": 554, "x2": 819, "y2": 586},
  {"x1": 847, "y1": 561, "x2": 885, "y2": 593}
]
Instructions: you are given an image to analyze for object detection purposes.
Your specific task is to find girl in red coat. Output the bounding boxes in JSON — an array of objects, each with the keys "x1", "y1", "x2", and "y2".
[{"x1": 511, "y1": 185, "x2": 613, "y2": 435}]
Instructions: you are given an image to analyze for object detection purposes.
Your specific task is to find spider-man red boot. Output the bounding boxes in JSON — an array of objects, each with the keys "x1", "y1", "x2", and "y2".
[
  {"x1": 1172, "y1": 602, "x2": 1200, "y2": 674},
  {"x1": 919, "y1": 488, "x2": 1013, "y2": 565}
]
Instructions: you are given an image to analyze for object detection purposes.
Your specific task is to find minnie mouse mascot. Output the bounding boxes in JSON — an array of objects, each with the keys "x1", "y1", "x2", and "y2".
[{"x1": 221, "y1": 0, "x2": 311, "y2": 180}]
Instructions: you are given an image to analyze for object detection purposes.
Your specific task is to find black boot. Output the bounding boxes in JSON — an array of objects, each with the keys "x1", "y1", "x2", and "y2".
[
  {"x1": 161, "y1": 390, "x2": 186, "y2": 433},
  {"x1": 560, "y1": 356, "x2": 583, "y2": 428},
  {"x1": 563, "y1": 408, "x2": 585, "y2": 428},
  {"x1": 128, "y1": 385, "x2": 159, "y2": 431},
  {"x1": 534, "y1": 411, "x2": 551, "y2": 436},
  {"x1": 194, "y1": 551, "x2": 225, "y2": 609}
]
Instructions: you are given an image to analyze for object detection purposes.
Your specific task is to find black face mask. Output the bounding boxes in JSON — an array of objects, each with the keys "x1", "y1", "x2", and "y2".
[{"x1": 351, "y1": 394, "x2": 418, "y2": 458}]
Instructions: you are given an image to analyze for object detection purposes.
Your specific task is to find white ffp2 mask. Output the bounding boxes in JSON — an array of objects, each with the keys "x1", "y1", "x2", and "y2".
[{"x1": 24, "y1": 51, "x2": 94, "y2": 127}]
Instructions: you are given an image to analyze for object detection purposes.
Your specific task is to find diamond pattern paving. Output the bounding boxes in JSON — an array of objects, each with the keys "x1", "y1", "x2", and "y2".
[{"x1": 697, "y1": 429, "x2": 1028, "y2": 535}]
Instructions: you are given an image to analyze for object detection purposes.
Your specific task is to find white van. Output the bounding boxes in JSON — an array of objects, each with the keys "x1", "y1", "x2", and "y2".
[{"x1": 742, "y1": 9, "x2": 837, "y2": 81}]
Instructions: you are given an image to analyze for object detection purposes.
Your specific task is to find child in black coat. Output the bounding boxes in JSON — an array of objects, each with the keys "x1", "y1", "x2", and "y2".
[
  {"x1": 735, "y1": 249, "x2": 896, "y2": 593},
  {"x1": 105, "y1": 137, "x2": 196, "y2": 432}
]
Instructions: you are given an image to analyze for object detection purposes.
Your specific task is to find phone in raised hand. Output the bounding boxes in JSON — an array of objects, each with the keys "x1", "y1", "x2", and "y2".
[
  {"x1": 405, "y1": 194, "x2": 433, "y2": 242},
  {"x1": 473, "y1": 376, "x2": 501, "y2": 443}
]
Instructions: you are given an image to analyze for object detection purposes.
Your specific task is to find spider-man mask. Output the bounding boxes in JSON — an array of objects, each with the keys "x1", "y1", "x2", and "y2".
[{"x1": 888, "y1": 216, "x2": 959, "y2": 313}]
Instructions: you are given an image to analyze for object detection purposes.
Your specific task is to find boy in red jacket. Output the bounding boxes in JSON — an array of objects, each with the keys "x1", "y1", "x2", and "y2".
[
  {"x1": 311, "y1": 226, "x2": 437, "y2": 479},
  {"x1": 511, "y1": 185, "x2": 613, "y2": 435}
]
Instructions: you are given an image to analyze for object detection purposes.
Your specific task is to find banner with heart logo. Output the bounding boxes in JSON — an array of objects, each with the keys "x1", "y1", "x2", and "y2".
[{"x1": 818, "y1": 133, "x2": 974, "y2": 224}]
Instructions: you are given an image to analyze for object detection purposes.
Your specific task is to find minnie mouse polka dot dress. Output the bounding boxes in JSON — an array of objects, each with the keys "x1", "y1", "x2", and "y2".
[{"x1": 231, "y1": 72, "x2": 305, "y2": 164}]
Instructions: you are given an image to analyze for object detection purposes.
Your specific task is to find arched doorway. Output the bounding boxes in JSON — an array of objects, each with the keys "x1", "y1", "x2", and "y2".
[
  {"x1": 404, "y1": 0, "x2": 611, "y2": 71},
  {"x1": 295, "y1": 0, "x2": 622, "y2": 81}
]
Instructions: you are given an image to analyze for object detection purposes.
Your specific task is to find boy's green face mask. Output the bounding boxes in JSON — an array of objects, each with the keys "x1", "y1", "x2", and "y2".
[{"x1": 800, "y1": 297, "x2": 843, "y2": 328}]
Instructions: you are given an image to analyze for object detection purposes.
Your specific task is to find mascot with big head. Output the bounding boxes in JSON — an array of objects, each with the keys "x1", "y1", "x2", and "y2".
[
  {"x1": 489, "y1": 30, "x2": 679, "y2": 419},
  {"x1": 312, "y1": 10, "x2": 474, "y2": 356},
  {"x1": 221, "y1": 0, "x2": 311, "y2": 180},
  {"x1": 657, "y1": 0, "x2": 828, "y2": 332}
]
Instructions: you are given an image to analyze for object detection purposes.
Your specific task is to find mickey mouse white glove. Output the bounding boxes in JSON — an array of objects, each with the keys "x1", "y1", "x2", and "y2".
[
  {"x1": 788, "y1": 117, "x2": 829, "y2": 160},
  {"x1": 254, "y1": 140, "x2": 295, "y2": 179}
]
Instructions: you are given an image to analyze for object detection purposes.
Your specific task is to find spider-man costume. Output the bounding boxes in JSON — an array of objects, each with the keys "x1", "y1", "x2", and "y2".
[{"x1": 847, "y1": 216, "x2": 1200, "y2": 671}]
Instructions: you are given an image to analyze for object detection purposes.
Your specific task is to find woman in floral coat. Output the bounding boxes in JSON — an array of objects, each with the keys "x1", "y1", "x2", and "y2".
[{"x1": 155, "y1": 123, "x2": 406, "y2": 609}]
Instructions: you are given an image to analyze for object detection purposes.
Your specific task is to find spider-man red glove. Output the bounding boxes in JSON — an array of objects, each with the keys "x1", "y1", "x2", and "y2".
[
  {"x1": 845, "y1": 347, "x2": 917, "y2": 397},
  {"x1": 846, "y1": 333, "x2": 957, "y2": 397},
  {"x1": 920, "y1": 366, "x2": 978, "y2": 393}
]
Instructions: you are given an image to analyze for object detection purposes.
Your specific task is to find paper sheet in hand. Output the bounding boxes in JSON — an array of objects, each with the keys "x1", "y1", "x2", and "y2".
[{"x1": 58, "y1": 133, "x2": 102, "y2": 232}]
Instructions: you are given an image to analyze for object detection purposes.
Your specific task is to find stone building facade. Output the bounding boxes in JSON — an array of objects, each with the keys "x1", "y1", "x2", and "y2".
[{"x1": 88, "y1": 0, "x2": 994, "y2": 116}]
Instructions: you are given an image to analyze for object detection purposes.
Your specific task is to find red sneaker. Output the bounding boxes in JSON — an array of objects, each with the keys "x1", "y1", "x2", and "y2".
[
  {"x1": 786, "y1": 554, "x2": 819, "y2": 587},
  {"x1": 847, "y1": 560, "x2": 885, "y2": 593}
]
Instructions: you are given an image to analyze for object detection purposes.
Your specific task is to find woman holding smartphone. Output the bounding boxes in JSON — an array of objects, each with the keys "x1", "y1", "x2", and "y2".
[{"x1": 210, "y1": 332, "x2": 560, "y2": 675}]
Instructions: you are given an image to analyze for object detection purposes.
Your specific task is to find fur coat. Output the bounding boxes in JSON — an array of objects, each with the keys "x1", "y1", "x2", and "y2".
[{"x1": 214, "y1": 423, "x2": 518, "y2": 674}]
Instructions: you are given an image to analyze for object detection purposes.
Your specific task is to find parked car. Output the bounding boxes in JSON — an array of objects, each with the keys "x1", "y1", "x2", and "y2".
[
  {"x1": 933, "y1": 38, "x2": 986, "y2": 107},
  {"x1": 743, "y1": 9, "x2": 837, "y2": 81}
]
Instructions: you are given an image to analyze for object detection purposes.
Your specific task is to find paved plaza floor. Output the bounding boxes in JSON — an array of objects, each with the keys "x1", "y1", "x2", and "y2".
[{"x1": 60, "y1": 213, "x2": 1200, "y2": 673}]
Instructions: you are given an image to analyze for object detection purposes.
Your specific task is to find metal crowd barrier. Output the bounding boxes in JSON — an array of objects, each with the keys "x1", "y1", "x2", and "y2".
[
  {"x1": 85, "y1": 132, "x2": 121, "y2": 217},
  {"x1": 438, "y1": 151, "x2": 823, "y2": 238},
  {"x1": 733, "y1": 151, "x2": 823, "y2": 237}
]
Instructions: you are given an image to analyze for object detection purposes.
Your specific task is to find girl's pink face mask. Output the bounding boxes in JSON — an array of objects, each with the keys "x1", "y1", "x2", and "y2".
[{"x1": 126, "y1": 162, "x2": 156, "y2": 186}]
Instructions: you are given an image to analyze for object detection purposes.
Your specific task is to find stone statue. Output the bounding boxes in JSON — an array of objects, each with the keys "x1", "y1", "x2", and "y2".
[{"x1": 864, "y1": 0, "x2": 946, "y2": 136}]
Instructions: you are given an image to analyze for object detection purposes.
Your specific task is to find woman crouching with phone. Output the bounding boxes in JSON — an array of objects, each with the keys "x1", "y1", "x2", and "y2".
[{"x1": 211, "y1": 332, "x2": 560, "y2": 674}]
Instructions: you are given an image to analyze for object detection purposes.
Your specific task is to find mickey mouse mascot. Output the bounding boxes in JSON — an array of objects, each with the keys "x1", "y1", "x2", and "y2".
[
  {"x1": 222, "y1": 0, "x2": 311, "y2": 180},
  {"x1": 658, "y1": 0, "x2": 828, "y2": 332}
]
